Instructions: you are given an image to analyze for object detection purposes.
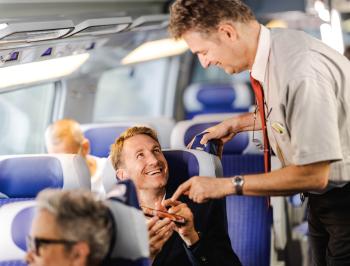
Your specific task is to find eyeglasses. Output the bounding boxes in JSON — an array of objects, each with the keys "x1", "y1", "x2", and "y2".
[
  {"x1": 26, "y1": 235, "x2": 77, "y2": 256},
  {"x1": 252, "y1": 101, "x2": 272, "y2": 152}
]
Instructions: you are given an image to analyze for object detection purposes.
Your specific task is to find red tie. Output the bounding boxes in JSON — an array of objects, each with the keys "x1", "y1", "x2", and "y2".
[{"x1": 250, "y1": 75, "x2": 271, "y2": 173}]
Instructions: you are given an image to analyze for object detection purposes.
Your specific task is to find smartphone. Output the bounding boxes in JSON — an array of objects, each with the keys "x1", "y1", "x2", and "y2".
[
  {"x1": 141, "y1": 206, "x2": 186, "y2": 225},
  {"x1": 190, "y1": 132, "x2": 220, "y2": 156}
]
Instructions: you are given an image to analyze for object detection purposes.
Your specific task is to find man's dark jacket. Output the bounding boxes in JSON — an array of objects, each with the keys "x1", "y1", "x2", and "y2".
[{"x1": 152, "y1": 186, "x2": 242, "y2": 266}]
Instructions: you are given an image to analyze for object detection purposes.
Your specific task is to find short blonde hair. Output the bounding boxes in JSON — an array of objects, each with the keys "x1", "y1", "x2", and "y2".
[
  {"x1": 110, "y1": 126, "x2": 160, "y2": 170},
  {"x1": 45, "y1": 119, "x2": 84, "y2": 148}
]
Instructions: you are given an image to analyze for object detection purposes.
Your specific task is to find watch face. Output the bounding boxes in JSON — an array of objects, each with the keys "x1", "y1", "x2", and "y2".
[{"x1": 234, "y1": 176, "x2": 243, "y2": 186}]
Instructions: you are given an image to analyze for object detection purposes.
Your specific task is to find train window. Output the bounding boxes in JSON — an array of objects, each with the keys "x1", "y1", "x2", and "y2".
[
  {"x1": 93, "y1": 59, "x2": 168, "y2": 120},
  {"x1": 0, "y1": 83, "x2": 55, "y2": 155}
]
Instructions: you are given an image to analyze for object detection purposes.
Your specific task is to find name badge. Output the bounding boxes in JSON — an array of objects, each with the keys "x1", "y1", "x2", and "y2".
[{"x1": 271, "y1": 122, "x2": 285, "y2": 134}]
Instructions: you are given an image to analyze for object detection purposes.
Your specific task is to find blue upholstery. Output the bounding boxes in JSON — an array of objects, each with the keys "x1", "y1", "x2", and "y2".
[
  {"x1": 183, "y1": 122, "x2": 249, "y2": 154},
  {"x1": 11, "y1": 207, "x2": 35, "y2": 252},
  {"x1": 222, "y1": 154, "x2": 272, "y2": 266},
  {"x1": 83, "y1": 119, "x2": 175, "y2": 157},
  {"x1": 164, "y1": 150, "x2": 199, "y2": 189},
  {"x1": 0, "y1": 154, "x2": 90, "y2": 210},
  {"x1": 0, "y1": 201, "x2": 36, "y2": 263},
  {"x1": 171, "y1": 119, "x2": 271, "y2": 266},
  {"x1": 197, "y1": 84, "x2": 236, "y2": 109},
  {"x1": 0, "y1": 157, "x2": 63, "y2": 198},
  {"x1": 0, "y1": 261, "x2": 26, "y2": 266},
  {"x1": 184, "y1": 83, "x2": 249, "y2": 119},
  {"x1": 84, "y1": 126, "x2": 129, "y2": 158}
]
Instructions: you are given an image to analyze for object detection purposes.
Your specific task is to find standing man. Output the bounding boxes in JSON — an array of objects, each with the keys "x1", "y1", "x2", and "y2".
[{"x1": 169, "y1": 1, "x2": 350, "y2": 265}]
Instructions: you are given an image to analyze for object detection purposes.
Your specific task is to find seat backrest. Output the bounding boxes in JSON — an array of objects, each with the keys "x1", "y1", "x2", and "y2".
[
  {"x1": 171, "y1": 120, "x2": 250, "y2": 155},
  {"x1": 82, "y1": 118, "x2": 175, "y2": 157},
  {"x1": 172, "y1": 119, "x2": 272, "y2": 266},
  {"x1": 183, "y1": 83, "x2": 249, "y2": 119},
  {"x1": 105, "y1": 179, "x2": 150, "y2": 266},
  {"x1": 0, "y1": 154, "x2": 90, "y2": 201},
  {"x1": 163, "y1": 149, "x2": 222, "y2": 191},
  {"x1": 0, "y1": 200, "x2": 36, "y2": 262}
]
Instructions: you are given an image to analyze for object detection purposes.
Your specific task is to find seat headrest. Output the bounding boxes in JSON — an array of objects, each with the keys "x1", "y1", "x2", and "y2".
[
  {"x1": 163, "y1": 149, "x2": 222, "y2": 193},
  {"x1": 0, "y1": 154, "x2": 90, "y2": 197},
  {"x1": 197, "y1": 84, "x2": 235, "y2": 108},
  {"x1": 0, "y1": 201, "x2": 36, "y2": 261},
  {"x1": 83, "y1": 123, "x2": 132, "y2": 158},
  {"x1": 171, "y1": 120, "x2": 249, "y2": 155},
  {"x1": 82, "y1": 119, "x2": 175, "y2": 157},
  {"x1": 105, "y1": 180, "x2": 149, "y2": 263}
]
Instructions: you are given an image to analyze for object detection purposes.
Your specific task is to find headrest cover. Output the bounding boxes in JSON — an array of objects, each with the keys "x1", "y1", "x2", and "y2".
[
  {"x1": 0, "y1": 201, "x2": 36, "y2": 261},
  {"x1": 184, "y1": 123, "x2": 249, "y2": 154},
  {"x1": 105, "y1": 180, "x2": 149, "y2": 261},
  {"x1": 189, "y1": 132, "x2": 220, "y2": 156},
  {"x1": 197, "y1": 84, "x2": 235, "y2": 107}
]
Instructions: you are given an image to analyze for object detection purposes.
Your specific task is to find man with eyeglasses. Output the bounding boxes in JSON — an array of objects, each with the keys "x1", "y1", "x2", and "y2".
[
  {"x1": 45, "y1": 119, "x2": 106, "y2": 194},
  {"x1": 169, "y1": 0, "x2": 350, "y2": 265},
  {"x1": 25, "y1": 189, "x2": 113, "y2": 266}
]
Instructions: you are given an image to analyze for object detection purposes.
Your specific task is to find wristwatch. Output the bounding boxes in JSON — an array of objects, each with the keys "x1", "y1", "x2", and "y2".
[{"x1": 232, "y1": 175, "x2": 244, "y2": 195}]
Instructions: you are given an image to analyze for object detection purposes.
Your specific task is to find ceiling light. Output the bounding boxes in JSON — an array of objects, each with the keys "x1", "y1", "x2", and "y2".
[
  {"x1": 121, "y1": 38, "x2": 188, "y2": 65},
  {"x1": 0, "y1": 53, "x2": 89, "y2": 89}
]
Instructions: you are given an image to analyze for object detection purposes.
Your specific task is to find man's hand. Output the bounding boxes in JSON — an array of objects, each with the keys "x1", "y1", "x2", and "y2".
[
  {"x1": 147, "y1": 216, "x2": 175, "y2": 260},
  {"x1": 171, "y1": 176, "x2": 233, "y2": 203},
  {"x1": 199, "y1": 120, "x2": 236, "y2": 145},
  {"x1": 162, "y1": 199, "x2": 199, "y2": 247}
]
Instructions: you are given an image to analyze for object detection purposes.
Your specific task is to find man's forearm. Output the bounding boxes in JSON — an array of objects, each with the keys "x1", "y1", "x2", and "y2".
[
  {"x1": 222, "y1": 161, "x2": 330, "y2": 196},
  {"x1": 226, "y1": 112, "x2": 260, "y2": 133}
]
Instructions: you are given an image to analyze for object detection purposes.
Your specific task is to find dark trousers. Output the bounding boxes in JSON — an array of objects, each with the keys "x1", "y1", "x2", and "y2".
[{"x1": 308, "y1": 183, "x2": 350, "y2": 266}]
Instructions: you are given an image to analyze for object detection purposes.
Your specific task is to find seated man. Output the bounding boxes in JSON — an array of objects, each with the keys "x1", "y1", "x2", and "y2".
[
  {"x1": 110, "y1": 126, "x2": 241, "y2": 266},
  {"x1": 26, "y1": 189, "x2": 113, "y2": 266},
  {"x1": 45, "y1": 119, "x2": 106, "y2": 193}
]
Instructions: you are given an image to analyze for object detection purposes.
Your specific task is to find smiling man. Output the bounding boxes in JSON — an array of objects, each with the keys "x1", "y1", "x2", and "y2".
[
  {"x1": 109, "y1": 126, "x2": 241, "y2": 266},
  {"x1": 169, "y1": 1, "x2": 350, "y2": 265}
]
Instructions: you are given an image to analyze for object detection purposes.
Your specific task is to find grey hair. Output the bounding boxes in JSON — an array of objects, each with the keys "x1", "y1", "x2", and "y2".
[{"x1": 36, "y1": 189, "x2": 113, "y2": 266}]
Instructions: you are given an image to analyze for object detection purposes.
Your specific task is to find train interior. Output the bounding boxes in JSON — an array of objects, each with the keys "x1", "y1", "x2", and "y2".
[{"x1": 0, "y1": 0, "x2": 350, "y2": 265}]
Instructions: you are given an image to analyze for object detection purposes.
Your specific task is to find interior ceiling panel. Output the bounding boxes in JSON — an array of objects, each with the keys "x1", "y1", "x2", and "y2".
[{"x1": 243, "y1": 0, "x2": 306, "y2": 15}]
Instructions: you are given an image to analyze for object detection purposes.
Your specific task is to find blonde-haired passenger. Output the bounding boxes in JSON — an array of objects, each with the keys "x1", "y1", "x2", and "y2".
[{"x1": 45, "y1": 119, "x2": 106, "y2": 194}]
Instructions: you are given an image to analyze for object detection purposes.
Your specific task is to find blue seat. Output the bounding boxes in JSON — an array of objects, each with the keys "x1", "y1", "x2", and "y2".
[
  {"x1": 0, "y1": 154, "x2": 90, "y2": 206},
  {"x1": 0, "y1": 200, "x2": 36, "y2": 264},
  {"x1": 183, "y1": 83, "x2": 249, "y2": 119},
  {"x1": 82, "y1": 119, "x2": 175, "y2": 157},
  {"x1": 171, "y1": 120, "x2": 272, "y2": 266},
  {"x1": 82, "y1": 123, "x2": 131, "y2": 158}
]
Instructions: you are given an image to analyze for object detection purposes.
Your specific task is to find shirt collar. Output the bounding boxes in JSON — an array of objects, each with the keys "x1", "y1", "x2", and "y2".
[{"x1": 251, "y1": 25, "x2": 271, "y2": 84}]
